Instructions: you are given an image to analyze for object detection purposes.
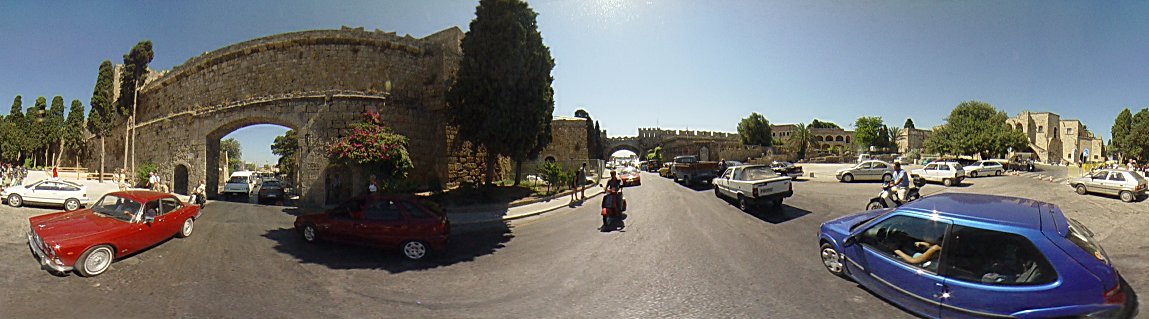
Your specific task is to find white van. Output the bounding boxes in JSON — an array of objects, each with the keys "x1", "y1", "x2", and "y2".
[{"x1": 222, "y1": 171, "x2": 256, "y2": 198}]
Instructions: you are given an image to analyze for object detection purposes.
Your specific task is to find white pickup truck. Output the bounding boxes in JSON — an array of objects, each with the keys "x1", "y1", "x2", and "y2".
[{"x1": 712, "y1": 165, "x2": 794, "y2": 212}]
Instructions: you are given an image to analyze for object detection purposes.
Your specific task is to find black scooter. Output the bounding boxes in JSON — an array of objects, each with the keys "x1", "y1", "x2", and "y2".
[{"x1": 866, "y1": 180, "x2": 923, "y2": 210}]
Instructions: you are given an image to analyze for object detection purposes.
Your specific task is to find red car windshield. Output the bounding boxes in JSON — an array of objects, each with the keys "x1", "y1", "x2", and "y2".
[{"x1": 91, "y1": 195, "x2": 142, "y2": 222}]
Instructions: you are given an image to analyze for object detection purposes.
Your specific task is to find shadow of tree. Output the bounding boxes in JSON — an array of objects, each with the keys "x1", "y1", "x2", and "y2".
[{"x1": 261, "y1": 221, "x2": 513, "y2": 273}]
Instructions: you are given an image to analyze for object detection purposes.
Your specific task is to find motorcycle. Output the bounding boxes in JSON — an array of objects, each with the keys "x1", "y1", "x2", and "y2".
[
  {"x1": 866, "y1": 180, "x2": 923, "y2": 210},
  {"x1": 600, "y1": 188, "x2": 628, "y2": 231},
  {"x1": 189, "y1": 193, "x2": 207, "y2": 208}
]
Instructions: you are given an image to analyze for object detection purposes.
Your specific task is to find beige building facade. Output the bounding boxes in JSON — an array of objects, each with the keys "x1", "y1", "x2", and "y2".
[
  {"x1": 1005, "y1": 111, "x2": 1104, "y2": 164},
  {"x1": 896, "y1": 128, "x2": 931, "y2": 154}
]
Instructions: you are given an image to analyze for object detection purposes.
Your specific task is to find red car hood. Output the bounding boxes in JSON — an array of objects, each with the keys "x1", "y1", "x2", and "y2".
[{"x1": 29, "y1": 210, "x2": 131, "y2": 243}]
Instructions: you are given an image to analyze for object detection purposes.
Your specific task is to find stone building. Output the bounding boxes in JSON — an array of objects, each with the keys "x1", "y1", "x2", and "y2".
[
  {"x1": 87, "y1": 26, "x2": 516, "y2": 206},
  {"x1": 604, "y1": 128, "x2": 766, "y2": 163},
  {"x1": 768, "y1": 124, "x2": 855, "y2": 152},
  {"x1": 896, "y1": 128, "x2": 931, "y2": 154},
  {"x1": 537, "y1": 116, "x2": 590, "y2": 163},
  {"x1": 1005, "y1": 111, "x2": 1104, "y2": 164}
]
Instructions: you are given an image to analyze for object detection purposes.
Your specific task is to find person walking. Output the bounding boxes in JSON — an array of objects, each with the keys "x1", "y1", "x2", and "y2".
[
  {"x1": 578, "y1": 163, "x2": 588, "y2": 200},
  {"x1": 148, "y1": 172, "x2": 160, "y2": 191},
  {"x1": 368, "y1": 174, "x2": 379, "y2": 194},
  {"x1": 52, "y1": 166, "x2": 58, "y2": 178}
]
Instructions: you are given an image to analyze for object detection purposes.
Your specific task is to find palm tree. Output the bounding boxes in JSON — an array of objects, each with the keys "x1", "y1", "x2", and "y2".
[{"x1": 787, "y1": 123, "x2": 818, "y2": 160}]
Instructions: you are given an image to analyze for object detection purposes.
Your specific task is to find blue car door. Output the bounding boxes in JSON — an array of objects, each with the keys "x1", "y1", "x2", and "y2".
[
  {"x1": 938, "y1": 225, "x2": 1062, "y2": 318},
  {"x1": 850, "y1": 213, "x2": 951, "y2": 318}
]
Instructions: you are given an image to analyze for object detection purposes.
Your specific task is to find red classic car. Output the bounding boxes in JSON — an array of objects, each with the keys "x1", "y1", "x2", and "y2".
[
  {"x1": 294, "y1": 195, "x2": 450, "y2": 260},
  {"x1": 27, "y1": 191, "x2": 201, "y2": 277},
  {"x1": 618, "y1": 167, "x2": 641, "y2": 186}
]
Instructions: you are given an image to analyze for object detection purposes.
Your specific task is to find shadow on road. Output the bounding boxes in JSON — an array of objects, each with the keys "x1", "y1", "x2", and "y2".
[
  {"x1": 747, "y1": 204, "x2": 812, "y2": 224},
  {"x1": 679, "y1": 182, "x2": 714, "y2": 191},
  {"x1": 261, "y1": 221, "x2": 514, "y2": 273}
]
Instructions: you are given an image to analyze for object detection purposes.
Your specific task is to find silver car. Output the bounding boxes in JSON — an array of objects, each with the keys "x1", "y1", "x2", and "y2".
[
  {"x1": 963, "y1": 160, "x2": 1004, "y2": 178},
  {"x1": 836, "y1": 160, "x2": 894, "y2": 183},
  {"x1": 1069, "y1": 169, "x2": 1148, "y2": 202}
]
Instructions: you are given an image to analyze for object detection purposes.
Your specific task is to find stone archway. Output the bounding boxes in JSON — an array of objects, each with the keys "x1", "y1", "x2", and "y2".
[
  {"x1": 174, "y1": 164, "x2": 189, "y2": 195},
  {"x1": 205, "y1": 117, "x2": 302, "y2": 198}
]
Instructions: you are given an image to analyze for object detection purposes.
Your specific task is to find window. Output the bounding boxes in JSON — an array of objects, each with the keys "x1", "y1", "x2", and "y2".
[
  {"x1": 58, "y1": 183, "x2": 81, "y2": 192},
  {"x1": 722, "y1": 168, "x2": 734, "y2": 179},
  {"x1": 1092, "y1": 171, "x2": 1109, "y2": 180},
  {"x1": 859, "y1": 163, "x2": 873, "y2": 169},
  {"x1": 872, "y1": 163, "x2": 888, "y2": 169},
  {"x1": 144, "y1": 200, "x2": 161, "y2": 219},
  {"x1": 1037, "y1": 126, "x2": 1044, "y2": 133},
  {"x1": 1066, "y1": 127, "x2": 1073, "y2": 135},
  {"x1": 1066, "y1": 218, "x2": 1109, "y2": 264},
  {"x1": 1108, "y1": 172, "x2": 1126, "y2": 182},
  {"x1": 740, "y1": 167, "x2": 776, "y2": 180},
  {"x1": 859, "y1": 215, "x2": 948, "y2": 272},
  {"x1": 34, "y1": 182, "x2": 57, "y2": 191},
  {"x1": 160, "y1": 198, "x2": 181, "y2": 215},
  {"x1": 364, "y1": 200, "x2": 403, "y2": 221},
  {"x1": 925, "y1": 164, "x2": 937, "y2": 171},
  {"x1": 398, "y1": 201, "x2": 432, "y2": 219},
  {"x1": 941, "y1": 225, "x2": 1057, "y2": 286},
  {"x1": 330, "y1": 198, "x2": 365, "y2": 218}
]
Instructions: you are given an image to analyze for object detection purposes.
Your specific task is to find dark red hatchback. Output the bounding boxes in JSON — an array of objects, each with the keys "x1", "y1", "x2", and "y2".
[{"x1": 294, "y1": 195, "x2": 450, "y2": 260}]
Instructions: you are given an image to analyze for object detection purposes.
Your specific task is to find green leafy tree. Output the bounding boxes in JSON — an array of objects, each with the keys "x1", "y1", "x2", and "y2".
[
  {"x1": 1110, "y1": 108, "x2": 1133, "y2": 160},
  {"x1": 63, "y1": 100, "x2": 87, "y2": 166},
  {"x1": 645, "y1": 146, "x2": 663, "y2": 162},
  {"x1": 810, "y1": 119, "x2": 841, "y2": 129},
  {"x1": 220, "y1": 138, "x2": 243, "y2": 172},
  {"x1": 271, "y1": 129, "x2": 299, "y2": 185},
  {"x1": 1128, "y1": 108, "x2": 1149, "y2": 161},
  {"x1": 447, "y1": 0, "x2": 556, "y2": 186},
  {"x1": 574, "y1": 109, "x2": 599, "y2": 160},
  {"x1": 2, "y1": 96, "x2": 26, "y2": 162},
  {"x1": 47, "y1": 96, "x2": 66, "y2": 166},
  {"x1": 903, "y1": 118, "x2": 916, "y2": 129},
  {"x1": 923, "y1": 100, "x2": 1028, "y2": 158},
  {"x1": 118, "y1": 40, "x2": 154, "y2": 173},
  {"x1": 27, "y1": 96, "x2": 48, "y2": 166},
  {"x1": 786, "y1": 123, "x2": 818, "y2": 160},
  {"x1": 853, "y1": 116, "x2": 886, "y2": 150},
  {"x1": 327, "y1": 111, "x2": 414, "y2": 187},
  {"x1": 594, "y1": 120, "x2": 604, "y2": 159},
  {"x1": 737, "y1": 112, "x2": 773, "y2": 147},
  {"x1": 88, "y1": 60, "x2": 117, "y2": 181}
]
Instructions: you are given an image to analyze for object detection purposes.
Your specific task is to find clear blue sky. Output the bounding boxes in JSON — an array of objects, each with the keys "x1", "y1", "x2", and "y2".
[{"x1": 3, "y1": 1, "x2": 1148, "y2": 164}]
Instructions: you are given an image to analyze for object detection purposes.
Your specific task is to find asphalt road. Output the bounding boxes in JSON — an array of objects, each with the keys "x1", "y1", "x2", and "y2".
[{"x1": 0, "y1": 171, "x2": 1145, "y2": 318}]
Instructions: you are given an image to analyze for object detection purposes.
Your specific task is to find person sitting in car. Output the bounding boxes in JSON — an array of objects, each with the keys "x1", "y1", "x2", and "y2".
[{"x1": 896, "y1": 239, "x2": 942, "y2": 266}]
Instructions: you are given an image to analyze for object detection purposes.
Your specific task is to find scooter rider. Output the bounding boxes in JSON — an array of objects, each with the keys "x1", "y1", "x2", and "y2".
[
  {"x1": 601, "y1": 171, "x2": 623, "y2": 230},
  {"x1": 887, "y1": 162, "x2": 910, "y2": 204}
]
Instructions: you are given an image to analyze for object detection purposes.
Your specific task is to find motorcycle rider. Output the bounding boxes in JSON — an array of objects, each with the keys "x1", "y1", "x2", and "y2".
[
  {"x1": 601, "y1": 171, "x2": 623, "y2": 230},
  {"x1": 886, "y1": 162, "x2": 910, "y2": 205}
]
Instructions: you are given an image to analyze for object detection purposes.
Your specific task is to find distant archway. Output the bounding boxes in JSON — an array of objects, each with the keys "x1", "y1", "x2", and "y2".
[{"x1": 173, "y1": 164, "x2": 189, "y2": 195}]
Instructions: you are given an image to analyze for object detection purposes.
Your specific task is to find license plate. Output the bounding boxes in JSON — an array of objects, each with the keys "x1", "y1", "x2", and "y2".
[{"x1": 267, "y1": 194, "x2": 277, "y2": 198}]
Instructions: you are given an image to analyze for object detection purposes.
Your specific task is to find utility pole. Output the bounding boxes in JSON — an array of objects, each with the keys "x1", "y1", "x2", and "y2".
[{"x1": 130, "y1": 88, "x2": 137, "y2": 177}]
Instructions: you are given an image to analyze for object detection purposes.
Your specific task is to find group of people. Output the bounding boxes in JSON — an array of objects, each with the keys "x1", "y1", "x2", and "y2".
[
  {"x1": 0, "y1": 163, "x2": 28, "y2": 187},
  {"x1": 1108, "y1": 159, "x2": 1149, "y2": 176}
]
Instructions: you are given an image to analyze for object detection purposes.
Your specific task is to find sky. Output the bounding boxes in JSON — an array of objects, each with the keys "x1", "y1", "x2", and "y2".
[{"x1": 2, "y1": 0, "x2": 1148, "y2": 164}]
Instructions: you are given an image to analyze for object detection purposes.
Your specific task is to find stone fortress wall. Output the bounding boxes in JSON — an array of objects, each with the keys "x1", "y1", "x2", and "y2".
[{"x1": 91, "y1": 26, "x2": 502, "y2": 205}]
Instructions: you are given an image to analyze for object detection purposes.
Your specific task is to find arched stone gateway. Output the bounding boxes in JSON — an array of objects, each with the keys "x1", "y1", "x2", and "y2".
[{"x1": 87, "y1": 27, "x2": 500, "y2": 206}]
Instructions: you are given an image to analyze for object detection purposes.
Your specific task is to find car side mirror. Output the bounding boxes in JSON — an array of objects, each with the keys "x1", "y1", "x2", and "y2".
[{"x1": 843, "y1": 236, "x2": 858, "y2": 247}]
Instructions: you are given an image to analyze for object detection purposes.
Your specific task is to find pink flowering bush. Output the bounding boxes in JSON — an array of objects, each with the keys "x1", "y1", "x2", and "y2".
[{"x1": 327, "y1": 111, "x2": 414, "y2": 179}]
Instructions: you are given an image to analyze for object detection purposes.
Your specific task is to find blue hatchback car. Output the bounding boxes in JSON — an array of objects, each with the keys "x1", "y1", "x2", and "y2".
[{"x1": 818, "y1": 193, "x2": 1137, "y2": 318}]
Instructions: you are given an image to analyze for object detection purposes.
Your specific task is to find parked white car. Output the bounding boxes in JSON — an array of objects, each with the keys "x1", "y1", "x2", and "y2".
[
  {"x1": 836, "y1": 160, "x2": 895, "y2": 183},
  {"x1": 911, "y1": 162, "x2": 966, "y2": 186},
  {"x1": 963, "y1": 160, "x2": 1004, "y2": 177},
  {"x1": 1, "y1": 179, "x2": 89, "y2": 211},
  {"x1": 713, "y1": 165, "x2": 793, "y2": 211}
]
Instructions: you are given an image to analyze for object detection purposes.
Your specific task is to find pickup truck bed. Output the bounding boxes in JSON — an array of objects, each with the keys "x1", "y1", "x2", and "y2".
[{"x1": 713, "y1": 165, "x2": 794, "y2": 212}]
